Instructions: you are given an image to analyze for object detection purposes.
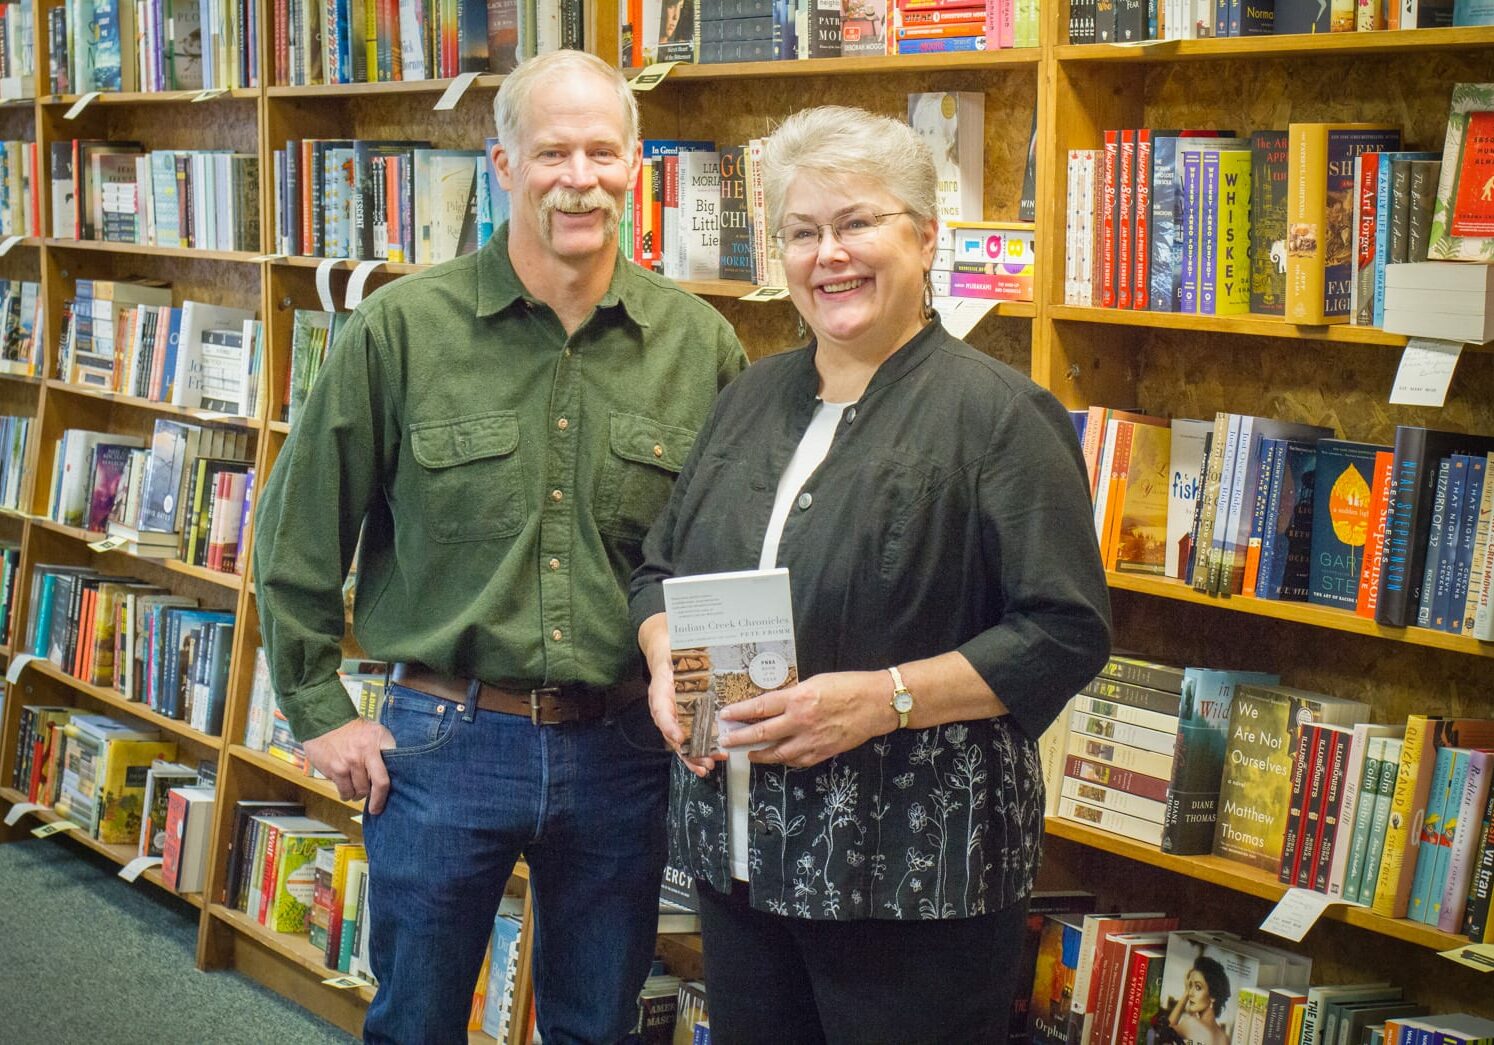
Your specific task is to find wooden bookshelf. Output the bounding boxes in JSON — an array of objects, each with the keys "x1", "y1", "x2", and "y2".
[
  {"x1": 1043, "y1": 818, "x2": 1466, "y2": 953},
  {"x1": 0, "y1": 784, "x2": 204, "y2": 907},
  {"x1": 210, "y1": 904, "x2": 378, "y2": 1003},
  {"x1": 41, "y1": 88, "x2": 261, "y2": 104},
  {"x1": 0, "y1": 0, "x2": 1489, "y2": 1034},
  {"x1": 28, "y1": 517, "x2": 246, "y2": 592},
  {"x1": 43, "y1": 381, "x2": 264, "y2": 429}
]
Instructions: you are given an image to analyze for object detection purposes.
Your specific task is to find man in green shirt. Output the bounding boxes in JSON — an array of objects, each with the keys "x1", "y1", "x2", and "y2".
[{"x1": 253, "y1": 50, "x2": 746, "y2": 1044}]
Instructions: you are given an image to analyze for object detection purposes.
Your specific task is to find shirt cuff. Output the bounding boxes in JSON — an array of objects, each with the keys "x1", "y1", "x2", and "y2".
[
  {"x1": 280, "y1": 677, "x2": 361, "y2": 743},
  {"x1": 629, "y1": 583, "x2": 666, "y2": 638}
]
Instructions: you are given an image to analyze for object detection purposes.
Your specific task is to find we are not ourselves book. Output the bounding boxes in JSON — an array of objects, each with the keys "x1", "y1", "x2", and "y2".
[{"x1": 662, "y1": 568, "x2": 798, "y2": 757}]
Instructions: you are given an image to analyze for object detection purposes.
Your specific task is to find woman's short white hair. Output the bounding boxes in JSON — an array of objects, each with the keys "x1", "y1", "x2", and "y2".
[
  {"x1": 492, "y1": 50, "x2": 640, "y2": 151},
  {"x1": 760, "y1": 106, "x2": 938, "y2": 234}
]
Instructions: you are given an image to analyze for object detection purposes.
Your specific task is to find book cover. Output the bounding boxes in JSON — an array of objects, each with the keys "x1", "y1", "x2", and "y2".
[
  {"x1": 1256, "y1": 439, "x2": 1319, "y2": 602},
  {"x1": 270, "y1": 831, "x2": 349, "y2": 933},
  {"x1": 1166, "y1": 419, "x2": 1213, "y2": 580},
  {"x1": 1161, "y1": 669, "x2": 1279, "y2": 856},
  {"x1": 662, "y1": 568, "x2": 798, "y2": 757},
  {"x1": 1286, "y1": 124, "x2": 1401, "y2": 325},
  {"x1": 1307, "y1": 440, "x2": 1386, "y2": 610},
  {"x1": 1113, "y1": 421, "x2": 1172, "y2": 575},
  {"x1": 717, "y1": 145, "x2": 752, "y2": 283},
  {"x1": 908, "y1": 92, "x2": 984, "y2": 225},
  {"x1": 1428, "y1": 82, "x2": 1494, "y2": 261},
  {"x1": 1029, "y1": 916, "x2": 1084, "y2": 1045},
  {"x1": 95, "y1": 739, "x2": 179, "y2": 844},
  {"x1": 1212, "y1": 684, "x2": 1370, "y2": 873}
]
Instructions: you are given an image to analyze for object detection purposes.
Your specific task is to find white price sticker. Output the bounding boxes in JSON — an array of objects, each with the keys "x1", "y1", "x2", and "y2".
[
  {"x1": 316, "y1": 258, "x2": 344, "y2": 312},
  {"x1": 931, "y1": 296, "x2": 999, "y2": 340},
  {"x1": 88, "y1": 535, "x2": 130, "y2": 553},
  {"x1": 0, "y1": 235, "x2": 22, "y2": 256},
  {"x1": 119, "y1": 856, "x2": 163, "y2": 882},
  {"x1": 1390, "y1": 337, "x2": 1464, "y2": 407},
  {"x1": 323, "y1": 975, "x2": 372, "y2": 989},
  {"x1": 6, "y1": 652, "x2": 37, "y2": 684},
  {"x1": 32, "y1": 820, "x2": 80, "y2": 838},
  {"x1": 1260, "y1": 887, "x2": 1354, "y2": 943},
  {"x1": 4, "y1": 801, "x2": 45, "y2": 826},
  {"x1": 434, "y1": 72, "x2": 480, "y2": 111},
  {"x1": 346, "y1": 261, "x2": 386, "y2": 309},
  {"x1": 64, "y1": 91, "x2": 102, "y2": 119},
  {"x1": 1439, "y1": 944, "x2": 1494, "y2": 973},
  {"x1": 628, "y1": 63, "x2": 679, "y2": 92},
  {"x1": 738, "y1": 286, "x2": 791, "y2": 302}
]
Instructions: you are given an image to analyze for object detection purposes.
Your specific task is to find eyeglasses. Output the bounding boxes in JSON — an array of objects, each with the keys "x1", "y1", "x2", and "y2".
[{"x1": 773, "y1": 209, "x2": 913, "y2": 256}]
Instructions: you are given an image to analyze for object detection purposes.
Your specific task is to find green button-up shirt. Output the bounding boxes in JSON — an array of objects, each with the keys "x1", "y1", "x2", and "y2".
[{"x1": 253, "y1": 225, "x2": 748, "y2": 741}]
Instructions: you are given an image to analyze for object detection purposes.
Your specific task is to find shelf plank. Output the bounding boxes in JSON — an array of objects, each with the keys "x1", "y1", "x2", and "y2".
[
  {"x1": 45, "y1": 380, "x2": 263, "y2": 429},
  {"x1": 210, "y1": 904, "x2": 378, "y2": 1003},
  {"x1": 1106, "y1": 570, "x2": 1494, "y2": 658},
  {"x1": 625, "y1": 50, "x2": 1039, "y2": 81},
  {"x1": 43, "y1": 239, "x2": 265, "y2": 263},
  {"x1": 231, "y1": 744, "x2": 360, "y2": 808},
  {"x1": 1055, "y1": 25, "x2": 1494, "y2": 62},
  {"x1": 1049, "y1": 305, "x2": 1409, "y2": 346},
  {"x1": 273, "y1": 255, "x2": 426, "y2": 276},
  {"x1": 268, "y1": 421, "x2": 292, "y2": 434},
  {"x1": 41, "y1": 88, "x2": 260, "y2": 104},
  {"x1": 1044, "y1": 817, "x2": 1467, "y2": 951},
  {"x1": 267, "y1": 74, "x2": 506, "y2": 98},
  {"x1": 0, "y1": 785, "x2": 204, "y2": 907},
  {"x1": 20, "y1": 657, "x2": 228, "y2": 749},
  {"x1": 29, "y1": 516, "x2": 246, "y2": 591},
  {"x1": 0, "y1": 372, "x2": 44, "y2": 385}
]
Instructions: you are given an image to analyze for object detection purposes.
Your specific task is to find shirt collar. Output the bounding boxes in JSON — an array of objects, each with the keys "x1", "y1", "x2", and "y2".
[
  {"x1": 793, "y1": 316, "x2": 946, "y2": 401},
  {"x1": 476, "y1": 221, "x2": 651, "y2": 329}
]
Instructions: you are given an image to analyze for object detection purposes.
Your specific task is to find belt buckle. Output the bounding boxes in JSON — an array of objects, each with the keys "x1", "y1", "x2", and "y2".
[{"x1": 529, "y1": 686, "x2": 561, "y2": 726}]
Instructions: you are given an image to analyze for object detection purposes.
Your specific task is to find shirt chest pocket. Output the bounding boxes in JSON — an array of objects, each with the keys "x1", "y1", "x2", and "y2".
[
  {"x1": 409, "y1": 412, "x2": 526, "y2": 543},
  {"x1": 595, "y1": 412, "x2": 694, "y2": 541}
]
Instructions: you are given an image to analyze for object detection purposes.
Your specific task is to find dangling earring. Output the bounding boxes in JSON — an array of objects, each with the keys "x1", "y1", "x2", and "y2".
[
  {"x1": 795, "y1": 312, "x2": 807, "y2": 341},
  {"x1": 922, "y1": 270, "x2": 935, "y2": 322}
]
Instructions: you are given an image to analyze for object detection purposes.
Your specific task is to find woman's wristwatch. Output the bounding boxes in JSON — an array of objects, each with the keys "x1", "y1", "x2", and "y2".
[{"x1": 887, "y1": 665, "x2": 914, "y2": 729}]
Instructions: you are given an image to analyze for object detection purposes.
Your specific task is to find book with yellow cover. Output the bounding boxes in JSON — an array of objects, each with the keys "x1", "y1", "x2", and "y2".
[
  {"x1": 1112, "y1": 421, "x2": 1172, "y2": 576},
  {"x1": 1286, "y1": 123, "x2": 1400, "y2": 325},
  {"x1": 96, "y1": 738, "x2": 179, "y2": 844},
  {"x1": 269, "y1": 830, "x2": 348, "y2": 933}
]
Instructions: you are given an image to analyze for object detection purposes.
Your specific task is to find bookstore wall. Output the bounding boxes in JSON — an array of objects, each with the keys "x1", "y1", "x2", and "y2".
[{"x1": 1, "y1": 0, "x2": 1493, "y2": 1040}]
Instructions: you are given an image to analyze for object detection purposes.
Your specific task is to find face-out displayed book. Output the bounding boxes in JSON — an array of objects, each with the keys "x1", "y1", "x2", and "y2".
[
  {"x1": 662, "y1": 567, "x2": 797, "y2": 758},
  {"x1": 1156, "y1": 931, "x2": 1310, "y2": 1045}
]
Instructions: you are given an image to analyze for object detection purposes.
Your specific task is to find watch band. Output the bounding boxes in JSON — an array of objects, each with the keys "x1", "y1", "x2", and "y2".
[{"x1": 887, "y1": 665, "x2": 912, "y2": 729}]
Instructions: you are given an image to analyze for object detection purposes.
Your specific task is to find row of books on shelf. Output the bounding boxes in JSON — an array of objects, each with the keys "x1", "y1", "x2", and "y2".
[
  {"x1": 57, "y1": 279, "x2": 265, "y2": 416},
  {"x1": 0, "y1": 3, "x2": 35, "y2": 99},
  {"x1": 276, "y1": 0, "x2": 581, "y2": 86},
  {"x1": 1069, "y1": 0, "x2": 1494, "y2": 44},
  {"x1": 1043, "y1": 654, "x2": 1494, "y2": 940},
  {"x1": 285, "y1": 309, "x2": 345, "y2": 427},
  {"x1": 1064, "y1": 109, "x2": 1490, "y2": 337},
  {"x1": 623, "y1": 0, "x2": 1039, "y2": 66},
  {"x1": 48, "y1": 418, "x2": 255, "y2": 568},
  {"x1": 21, "y1": 565, "x2": 239, "y2": 728},
  {"x1": 273, "y1": 137, "x2": 504, "y2": 264},
  {"x1": 1079, "y1": 406, "x2": 1494, "y2": 639},
  {"x1": 49, "y1": 0, "x2": 257, "y2": 95},
  {"x1": 0, "y1": 414, "x2": 30, "y2": 510},
  {"x1": 0, "y1": 141, "x2": 40, "y2": 238},
  {"x1": 0, "y1": 279, "x2": 43, "y2": 377},
  {"x1": 1024, "y1": 892, "x2": 1494, "y2": 1045},
  {"x1": 48, "y1": 141, "x2": 261, "y2": 253},
  {"x1": 0, "y1": 541, "x2": 18, "y2": 641}
]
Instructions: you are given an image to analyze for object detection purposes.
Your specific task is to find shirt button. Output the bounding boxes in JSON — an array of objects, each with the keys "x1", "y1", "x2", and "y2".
[
  {"x1": 563, "y1": 348, "x2": 572, "y2": 357},
  {"x1": 551, "y1": 489, "x2": 564, "y2": 502},
  {"x1": 552, "y1": 628, "x2": 564, "y2": 641},
  {"x1": 557, "y1": 418, "x2": 569, "y2": 431},
  {"x1": 846, "y1": 407, "x2": 857, "y2": 423},
  {"x1": 653, "y1": 444, "x2": 664, "y2": 458},
  {"x1": 548, "y1": 558, "x2": 560, "y2": 571},
  {"x1": 797, "y1": 492, "x2": 812, "y2": 510}
]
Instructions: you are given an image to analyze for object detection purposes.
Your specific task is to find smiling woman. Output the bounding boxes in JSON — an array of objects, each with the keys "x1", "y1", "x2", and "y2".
[{"x1": 629, "y1": 105, "x2": 1113, "y2": 1044}]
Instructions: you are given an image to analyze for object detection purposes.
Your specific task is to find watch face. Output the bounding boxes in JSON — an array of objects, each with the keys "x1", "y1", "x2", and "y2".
[{"x1": 892, "y1": 690, "x2": 914, "y2": 714}]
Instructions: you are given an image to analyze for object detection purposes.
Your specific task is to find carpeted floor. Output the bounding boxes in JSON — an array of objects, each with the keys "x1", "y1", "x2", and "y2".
[{"x1": 0, "y1": 833, "x2": 358, "y2": 1045}]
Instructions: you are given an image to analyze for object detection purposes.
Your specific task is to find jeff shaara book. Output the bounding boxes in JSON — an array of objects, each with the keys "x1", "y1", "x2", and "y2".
[{"x1": 662, "y1": 568, "x2": 798, "y2": 757}]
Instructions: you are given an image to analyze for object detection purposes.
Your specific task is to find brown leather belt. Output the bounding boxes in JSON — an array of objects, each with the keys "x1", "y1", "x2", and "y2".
[{"x1": 389, "y1": 663, "x2": 644, "y2": 726}]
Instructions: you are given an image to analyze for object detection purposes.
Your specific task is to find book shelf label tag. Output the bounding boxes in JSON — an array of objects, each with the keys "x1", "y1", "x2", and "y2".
[
  {"x1": 0, "y1": 235, "x2": 21, "y2": 256},
  {"x1": 316, "y1": 259, "x2": 344, "y2": 312},
  {"x1": 323, "y1": 975, "x2": 372, "y2": 989},
  {"x1": 1439, "y1": 944, "x2": 1494, "y2": 973},
  {"x1": 629, "y1": 63, "x2": 680, "y2": 92},
  {"x1": 434, "y1": 72, "x2": 480, "y2": 112},
  {"x1": 932, "y1": 296, "x2": 998, "y2": 339},
  {"x1": 119, "y1": 856, "x2": 163, "y2": 882},
  {"x1": 5, "y1": 652, "x2": 37, "y2": 684},
  {"x1": 88, "y1": 535, "x2": 128, "y2": 553},
  {"x1": 31, "y1": 820, "x2": 79, "y2": 838},
  {"x1": 63, "y1": 92, "x2": 101, "y2": 119},
  {"x1": 347, "y1": 261, "x2": 385, "y2": 309},
  {"x1": 739, "y1": 286, "x2": 790, "y2": 302},
  {"x1": 351, "y1": 814, "x2": 364, "y2": 824},
  {"x1": 1261, "y1": 887, "x2": 1355, "y2": 942},
  {"x1": 1390, "y1": 338, "x2": 1463, "y2": 407},
  {"x1": 3, "y1": 802, "x2": 45, "y2": 826}
]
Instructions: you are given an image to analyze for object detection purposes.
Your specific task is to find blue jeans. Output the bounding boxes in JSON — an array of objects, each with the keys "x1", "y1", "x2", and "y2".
[{"x1": 361, "y1": 683, "x2": 671, "y2": 1045}]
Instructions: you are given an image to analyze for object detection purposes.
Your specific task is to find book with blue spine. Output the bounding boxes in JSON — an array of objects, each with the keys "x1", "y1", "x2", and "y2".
[
  {"x1": 1179, "y1": 151, "x2": 1202, "y2": 313},
  {"x1": 1406, "y1": 745, "x2": 1462, "y2": 923},
  {"x1": 1257, "y1": 439, "x2": 1318, "y2": 601},
  {"x1": 1371, "y1": 151, "x2": 1440, "y2": 328}
]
